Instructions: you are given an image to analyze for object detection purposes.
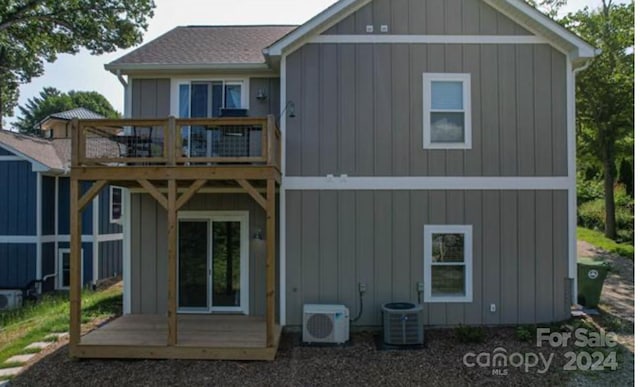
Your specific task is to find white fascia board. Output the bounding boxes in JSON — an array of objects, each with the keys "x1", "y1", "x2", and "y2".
[
  {"x1": 282, "y1": 176, "x2": 572, "y2": 191},
  {"x1": 486, "y1": 0, "x2": 597, "y2": 60},
  {"x1": 265, "y1": 0, "x2": 369, "y2": 57}
]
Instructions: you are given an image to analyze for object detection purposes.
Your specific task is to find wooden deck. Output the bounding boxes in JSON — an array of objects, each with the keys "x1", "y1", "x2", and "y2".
[{"x1": 73, "y1": 315, "x2": 281, "y2": 360}]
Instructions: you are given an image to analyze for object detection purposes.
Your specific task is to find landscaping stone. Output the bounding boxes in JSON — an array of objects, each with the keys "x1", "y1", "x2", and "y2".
[
  {"x1": 0, "y1": 379, "x2": 10, "y2": 386},
  {"x1": 0, "y1": 367, "x2": 21, "y2": 378},
  {"x1": 44, "y1": 333, "x2": 67, "y2": 340},
  {"x1": 24, "y1": 342, "x2": 49, "y2": 351},
  {"x1": 5, "y1": 354, "x2": 35, "y2": 364}
]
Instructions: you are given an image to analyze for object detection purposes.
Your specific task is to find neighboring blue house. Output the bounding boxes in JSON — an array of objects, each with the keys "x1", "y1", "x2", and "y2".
[{"x1": 0, "y1": 109, "x2": 123, "y2": 293}]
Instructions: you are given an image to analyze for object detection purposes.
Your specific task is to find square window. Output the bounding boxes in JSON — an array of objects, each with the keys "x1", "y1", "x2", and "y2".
[
  {"x1": 424, "y1": 225, "x2": 473, "y2": 302},
  {"x1": 423, "y1": 74, "x2": 472, "y2": 149}
]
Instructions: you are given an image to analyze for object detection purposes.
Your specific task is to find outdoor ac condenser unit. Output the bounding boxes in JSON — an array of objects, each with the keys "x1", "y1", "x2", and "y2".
[
  {"x1": 382, "y1": 302, "x2": 424, "y2": 345},
  {"x1": 302, "y1": 304, "x2": 350, "y2": 344},
  {"x1": 0, "y1": 290, "x2": 23, "y2": 311}
]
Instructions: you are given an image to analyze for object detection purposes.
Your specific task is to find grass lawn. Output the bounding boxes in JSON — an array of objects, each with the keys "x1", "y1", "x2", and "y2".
[
  {"x1": 578, "y1": 227, "x2": 634, "y2": 258},
  {"x1": 0, "y1": 285, "x2": 121, "y2": 378}
]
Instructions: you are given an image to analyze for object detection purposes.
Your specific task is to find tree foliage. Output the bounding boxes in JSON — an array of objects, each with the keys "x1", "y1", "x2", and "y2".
[
  {"x1": 0, "y1": 0, "x2": 155, "y2": 125},
  {"x1": 564, "y1": 1, "x2": 634, "y2": 238},
  {"x1": 525, "y1": 0, "x2": 568, "y2": 18},
  {"x1": 15, "y1": 87, "x2": 120, "y2": 134}
]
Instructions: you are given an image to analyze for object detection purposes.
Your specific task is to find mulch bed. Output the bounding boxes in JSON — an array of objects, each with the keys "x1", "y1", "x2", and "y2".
[{"x1": 10, "y1": 328, "x2": 601, "y2": 387}]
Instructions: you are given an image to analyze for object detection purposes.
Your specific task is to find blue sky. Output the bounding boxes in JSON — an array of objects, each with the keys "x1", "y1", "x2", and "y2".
[{"x1": 5, "y1": 0, "x2": 607, "y2": 126}]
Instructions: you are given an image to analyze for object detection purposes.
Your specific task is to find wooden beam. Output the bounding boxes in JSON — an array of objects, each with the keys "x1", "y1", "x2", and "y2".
[
  {"x1": 265, "y1": 179, "x2": 276, "y2": 347},
  {"x1": 71, "y1": 166, "x2": 281, "y2": 182},
  {"x1": 78, "y1": 180, "x2": 108, "y2": 211},
  {"x1": 137, "y1": 179, "x2": 168, "y2": 209},
  {"x1": 176, "y1": 179, "x2": 207, "y2": 210},
  {"x1": 236, "y1": 179, "x2": 267, "y2": 210},
  {"x1": 167, "y1": 179, "x2": 178, "y2": 346},
  {"x1": 69, "y1": 178, "x2": 82, "y2": 350}
]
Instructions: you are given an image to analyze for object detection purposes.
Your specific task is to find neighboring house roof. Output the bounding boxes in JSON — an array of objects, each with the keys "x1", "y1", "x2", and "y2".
[
  {"x1": 105, "y1": 25, "x2": 297, "y2": 72},
  {"x1": 45, "y1": 107, "x2": 105, "y2": 121},
  {"x1": 0, "y1": 129, "x2": 121, "y2": 174},
  {"x1": 0, "y1": 130, "x2": 65, "y2": 172}
]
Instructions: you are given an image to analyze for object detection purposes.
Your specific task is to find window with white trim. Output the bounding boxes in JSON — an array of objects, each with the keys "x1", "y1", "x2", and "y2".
[
  {"x1": 423, "y1": 73, "x2": 472, "y2": 149},
  {"x1": 110, "y1": 186, "x2": 123, "y2": 224},
  {"x1": 424, "y1": 225, "x2": 473, "y2": 302}
]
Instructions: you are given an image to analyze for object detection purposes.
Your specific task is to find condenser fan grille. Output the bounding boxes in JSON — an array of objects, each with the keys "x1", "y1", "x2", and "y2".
[{"x1": 306, "y1": 313, "x2": 334, "y2": 339}]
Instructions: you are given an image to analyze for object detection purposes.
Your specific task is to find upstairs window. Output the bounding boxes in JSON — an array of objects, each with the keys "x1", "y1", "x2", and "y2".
[
  {"x1": 424, "y1": 225, "x2": 473, "y2": 302},
  {"x1": 423, "y1": 73, "x2": 472, "y2": 149}
]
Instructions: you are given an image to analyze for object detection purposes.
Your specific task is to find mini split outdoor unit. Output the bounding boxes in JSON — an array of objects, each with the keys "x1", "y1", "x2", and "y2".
[
  {"x1": 0, "y1": 290, "x2": 23, "y2": 311},
  {"x1": 382, "y1": 302, "x2": 424, "y2": 346},
  {"x1": 302, "y1": 304, "x2": 350, "y2": 344}
]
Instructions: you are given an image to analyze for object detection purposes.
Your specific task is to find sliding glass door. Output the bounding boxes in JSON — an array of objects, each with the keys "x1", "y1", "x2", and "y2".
[{"x1": 177, "y1": 212, "x2": 249, "y2": 314}]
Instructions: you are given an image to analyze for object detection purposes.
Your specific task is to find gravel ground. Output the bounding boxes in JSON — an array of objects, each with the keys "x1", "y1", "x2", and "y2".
[{"x1": 12, "y1": 329, "x2": 582, "y2": 387}]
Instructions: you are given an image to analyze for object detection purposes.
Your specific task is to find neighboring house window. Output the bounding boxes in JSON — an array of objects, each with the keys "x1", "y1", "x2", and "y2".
[
  {"x1": 110, "y1": 186, "x2": 123, "y2": 224},
  {"x1": 424, "y1": 225, "x2": 473, "y2": 302},
  {"x1": 423, "y1": 73, "x2": 472, "y2": 149},
  {"x1": 178, "y1": 80, "x2": 247, "y2": 157}
]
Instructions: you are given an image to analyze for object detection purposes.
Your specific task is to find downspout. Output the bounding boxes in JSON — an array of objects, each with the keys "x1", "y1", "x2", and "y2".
[{"x1": 568, "y1": 54, "x2": 596, "y2": 305}]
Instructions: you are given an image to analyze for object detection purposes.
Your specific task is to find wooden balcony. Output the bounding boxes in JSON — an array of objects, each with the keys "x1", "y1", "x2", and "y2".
[
  {"x1": 68, "y1": 115, "x2": 280, "y2": 360},
  {"x1": 70, "y1": 115, "x2": 281, "y2": 183}
]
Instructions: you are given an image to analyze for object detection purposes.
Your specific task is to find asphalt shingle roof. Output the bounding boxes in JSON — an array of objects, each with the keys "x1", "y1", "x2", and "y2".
[{"x1": 109, "y1": 25, "x2": 297, "y2": 67}]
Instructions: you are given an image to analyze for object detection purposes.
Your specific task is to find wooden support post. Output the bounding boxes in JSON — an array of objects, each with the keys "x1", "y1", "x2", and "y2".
[
  {"x1": 69, "y1": 178, "x2": 82, "y2": 350},
  {"x1": 167, "y1": 179, "x2": 178, "y2": 346},
  {"x1": 266, "y1": 179, "x2": 276, "y2": 347}
]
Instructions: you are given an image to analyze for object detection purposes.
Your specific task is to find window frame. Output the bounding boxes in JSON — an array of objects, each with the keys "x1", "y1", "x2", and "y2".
[
  {"x1": 176, "y1": 79, "x2": 248, "y2": 118},
  {"x1": 423, "y1": 225, "x2": 473, "y2": 303},
  {"x1": 109, "y1": 186, "x2": 123, "y2": 224},
  {"x1": 423, "y1": 73, "x2": 472, "y2": 149}
]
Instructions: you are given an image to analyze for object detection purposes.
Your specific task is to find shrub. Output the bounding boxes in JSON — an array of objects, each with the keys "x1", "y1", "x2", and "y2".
[
  {"x1": 578, "y1": 186, "x2": 634, "y2": 243},
  {"x1": 577, "y1": 176, "x2": 603, "y2": 205},
  {"x1": 516, "y1": 325, "x2": 536, "y2": 342},
  {"x1": 454, "y1": 325, "x2": 485, "y2": 343}
]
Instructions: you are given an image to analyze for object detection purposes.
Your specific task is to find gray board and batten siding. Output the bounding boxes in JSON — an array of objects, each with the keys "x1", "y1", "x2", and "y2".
[
  {"x1": 284, "y1": 41, "x2": 567, "y2": 177},
  {"x1": 128, "y1": 193, "x2": 277, "y2": 317},
  {"x1": 323, "y1": 0, "x2": 533, "y2": 36},
  {"x1": 285, "y1": 190, "x2": 570, "y2": 326}
]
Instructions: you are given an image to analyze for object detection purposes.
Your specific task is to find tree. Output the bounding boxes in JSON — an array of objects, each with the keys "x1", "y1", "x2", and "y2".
[
  {"x1": 526, "y1": 0, "x2": 568, "y2": 18},
  {"x1": 564, "y1": 1, "x2": 634, "y2": 239},
  {"x1": 15, "y1": 87, "x2": 120, "y2": 134},
  {"x1": 0, "y1": 0, "x2": 155, "y2": 127}
]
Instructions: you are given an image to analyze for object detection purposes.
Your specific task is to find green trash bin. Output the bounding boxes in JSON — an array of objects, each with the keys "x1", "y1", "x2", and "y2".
[{"x1": 577, "y1": 258, "x2": 610, "y2": 308}]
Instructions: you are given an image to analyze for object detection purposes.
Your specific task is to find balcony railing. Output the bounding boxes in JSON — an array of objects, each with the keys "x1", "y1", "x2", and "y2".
[{"x1": 71, "y1": 115, "x2": 280, "y2": 170}]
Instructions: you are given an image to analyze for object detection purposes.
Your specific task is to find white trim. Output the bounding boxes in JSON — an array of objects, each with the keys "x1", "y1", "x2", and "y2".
[
  {"x1": 424, "y1": 225, "x2": 473, "y2": 303},
  {"x1": 311, "y1": 34, "x2": 549, "y2": 45},
  {"x1": 0, "y1": 236, "x2": 39, "y2": 243},
  {"x1": 36, "y1": 172, "x2": 42, "y2": 280},
  {"x1": 123, "y1": 189, "x2": 131, "y2": 314},
  {"x1": 266, "y1": 0, "x2": 366, "y2": 56},
  {"x1": 92, "y1": 195, "x2": 100, "y2": 284},
  {"x1": 423, "y1": 73, "x2": 472, "y2": 150},
  {"x1": 177, "y1": 211, "x2": 250, "y2": 315},
  {"x1": 279, "y1": 54, "x2": 287, "y2": 326},
  {"x1": 0, "y1": 156, "x2": 22, "y2": 161},
  {"x1": 96, "y1": 233, "x2": 125, "y2": 242},
  {"x1": 57, "y1": 248, "x2": 84, "y2": 290},
  {"x1": 282, "y1": 176, "x2": 571, "y2": 191},
  {"x1": 125, "y1": 76, "x2": 132, "y2": 118},
  {"x1": 109, "y1": 186, "x2": 123, "y2": 224}
]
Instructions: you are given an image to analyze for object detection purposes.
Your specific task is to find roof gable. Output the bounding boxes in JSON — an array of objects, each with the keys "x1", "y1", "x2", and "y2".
[{"x1": 265, "y1": 0, "x2": 597, "y2": 62}]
